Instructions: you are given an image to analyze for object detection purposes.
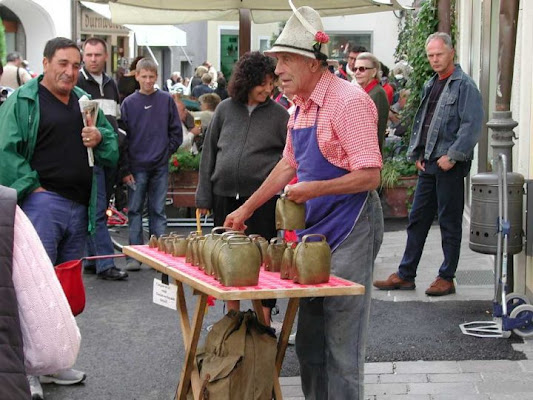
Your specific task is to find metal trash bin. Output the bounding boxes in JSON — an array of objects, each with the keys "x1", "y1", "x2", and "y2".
[{"x1": 469, "y1": 172, "x2": 524, "y2": 255}]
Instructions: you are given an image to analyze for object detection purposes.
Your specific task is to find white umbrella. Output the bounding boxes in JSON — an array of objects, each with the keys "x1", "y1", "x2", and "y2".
[{"x1": 93, "y1": 0, "x2": 409, "y2": 24}]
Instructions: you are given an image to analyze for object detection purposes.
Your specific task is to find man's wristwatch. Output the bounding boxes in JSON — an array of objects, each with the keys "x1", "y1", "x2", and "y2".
[{"x1": 448, "y1": 157, "x2": 456, "y2": 165}]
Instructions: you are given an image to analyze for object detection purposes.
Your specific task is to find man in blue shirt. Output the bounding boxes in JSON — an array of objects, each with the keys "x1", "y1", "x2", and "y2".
[{"x1": 120, "y1": 58, "x2": 182, "y2": 270}]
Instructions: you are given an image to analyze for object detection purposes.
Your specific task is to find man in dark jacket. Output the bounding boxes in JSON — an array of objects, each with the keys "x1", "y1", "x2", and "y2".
[
  {"x1": 374, "y1": 32, "x2": 483, "y2": 296},
  {"x1": 77, "y1": 37, "x2": 127, "y2": 281}
]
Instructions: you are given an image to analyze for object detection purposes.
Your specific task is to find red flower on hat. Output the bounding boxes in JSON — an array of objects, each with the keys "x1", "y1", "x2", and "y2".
[
  {"x1": 314, "y1": 31, "x2": 329, "y2": 45},
  {"x1": 173, "y1": 159, "x2": 179, "y2": 167}
]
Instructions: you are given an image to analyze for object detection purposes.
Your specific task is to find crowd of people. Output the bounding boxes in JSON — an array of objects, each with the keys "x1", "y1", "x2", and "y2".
[{"x1": 0, "y1": 4, "x2": 483, "y2": 398}]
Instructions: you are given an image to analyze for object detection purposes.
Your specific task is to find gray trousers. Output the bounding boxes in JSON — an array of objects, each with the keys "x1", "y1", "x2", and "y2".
[{"x1": 295, "y1": 190, "x2": 384, "y2": 400}]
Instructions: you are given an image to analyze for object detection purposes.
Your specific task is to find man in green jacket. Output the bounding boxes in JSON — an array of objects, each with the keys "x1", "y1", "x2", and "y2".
[{"x1": 0, "y1": 37, "x2": 118, "y2": 397}]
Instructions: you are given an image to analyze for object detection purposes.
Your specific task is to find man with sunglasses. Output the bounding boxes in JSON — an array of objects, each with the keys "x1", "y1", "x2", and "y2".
[{"x1": 374, "y1": 32, "x2": 483, "y2": 296}]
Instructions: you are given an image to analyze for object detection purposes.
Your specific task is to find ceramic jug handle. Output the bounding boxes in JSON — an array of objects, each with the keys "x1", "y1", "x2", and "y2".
[{"x1": 301, "y1": 234, "x2": 327, "y2": 243}]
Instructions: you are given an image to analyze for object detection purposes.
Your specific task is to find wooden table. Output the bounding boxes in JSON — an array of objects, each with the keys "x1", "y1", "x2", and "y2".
[{"x1": 124, "y1": 245, "x2": 365, "y2": 400}]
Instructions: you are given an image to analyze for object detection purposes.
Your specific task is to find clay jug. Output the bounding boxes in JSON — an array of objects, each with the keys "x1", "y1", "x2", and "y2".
[
  {"x1": 293, "y1": 234, "x2": 331, "y2": 284},
  {"x1": 185, "y1": 231, "x2": 197, "y2": 264},
  {"x1": 250, "y1": 235, "x2": 269, "y2": 266},
  {"x1": 148, "y1": 235, "x2": 158, "y2": 248},
  {"x1": 172, "y1": 236, "x2": 188, "y2": 257},
  {"x1": 202, "y1": 227, "x2": 236, "y2": 275},
  {"x1": 280, "y1": 242, "x2": 297, "y2": 280},
  {"x1": 192, "y1": 236, "x2": 205, "y2": 267},
  {"x1": 211, "y1": 232, "x2": 247, "y2": 280},
  {"x1": 265, "y1": 237, "x2": 286, "y2": 272},
  {"x1": 275, "y1": 195, "x2": 305, "y2": 230},
  {"x1": 216, "y1": 236, "x2": 261, "y2": 287}
]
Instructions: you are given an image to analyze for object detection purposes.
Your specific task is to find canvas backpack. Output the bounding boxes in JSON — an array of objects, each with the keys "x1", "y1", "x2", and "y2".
[{"x1": 195, "y1": 310, "x2": 277, "y2": 400}]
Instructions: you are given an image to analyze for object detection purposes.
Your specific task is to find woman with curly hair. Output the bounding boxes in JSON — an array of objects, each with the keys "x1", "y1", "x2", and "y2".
[{"x1": 196, "y1": 51, "x2": 289, "y2": 325}]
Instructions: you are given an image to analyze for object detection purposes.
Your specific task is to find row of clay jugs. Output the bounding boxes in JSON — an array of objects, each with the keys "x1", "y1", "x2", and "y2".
[
  {"x1": 292, "y1": 234, "x2": 331, "y2": 284},
  {"x1": 275, "y1": 193, "x2": 306, "y2": 231},
  {"x1": 213, "y1": 235, "x2": 262, "y2": 286},
  {"x1": 265, "y1": 237, "x2": 286, "y2": 272}
]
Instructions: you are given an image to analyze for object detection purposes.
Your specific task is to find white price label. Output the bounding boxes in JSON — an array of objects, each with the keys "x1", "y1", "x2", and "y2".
[{"x1": 153, "y1": 278, "x2": 177, "y2": 310}]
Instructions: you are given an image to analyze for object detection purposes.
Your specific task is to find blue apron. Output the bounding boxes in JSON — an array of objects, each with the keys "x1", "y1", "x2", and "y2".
[{"x1": 292, "y1": 107, "x2": 367, "y2": 251}]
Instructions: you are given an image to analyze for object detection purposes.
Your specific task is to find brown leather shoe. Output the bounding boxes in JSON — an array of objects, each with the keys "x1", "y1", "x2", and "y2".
[
  {"x1": 373, "y1": 273, "x2": 415, "y2": 290},
  {"x1": 425, "y1": 277, "x2": 456, "y2": 296}
]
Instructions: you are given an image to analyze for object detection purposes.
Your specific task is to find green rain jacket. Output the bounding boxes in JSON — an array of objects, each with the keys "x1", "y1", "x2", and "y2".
[{"x1": 0, "y1": 75, "x2": 119, "y2": 233}]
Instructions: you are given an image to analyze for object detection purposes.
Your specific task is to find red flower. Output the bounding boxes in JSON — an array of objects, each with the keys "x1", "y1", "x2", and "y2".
[
  {"x1": 173, "y1": 159, "x2": 179, "y2": 167},
  {"x1": 314, "y1": 31, "x2": 329, "y2": 44}
]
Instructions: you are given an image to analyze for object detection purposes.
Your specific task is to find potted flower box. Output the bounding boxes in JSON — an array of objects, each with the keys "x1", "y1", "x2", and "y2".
[{"x1": 168, "y1": 150, "x2": 201, "y2": 208}]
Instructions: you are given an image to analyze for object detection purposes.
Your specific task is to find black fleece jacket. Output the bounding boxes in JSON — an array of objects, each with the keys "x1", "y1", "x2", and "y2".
[{"x1": 196, "y1": 97, "x2": 289, "y2": 209}]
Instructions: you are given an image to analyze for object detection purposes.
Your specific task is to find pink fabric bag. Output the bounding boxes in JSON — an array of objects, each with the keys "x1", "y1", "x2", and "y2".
[{"x1": 11, "y1": 206, "x2": 81, "y2": 376}]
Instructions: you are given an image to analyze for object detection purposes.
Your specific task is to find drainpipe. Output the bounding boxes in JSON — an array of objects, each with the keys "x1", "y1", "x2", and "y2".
[{"x1": 487, "y1": 0, "x2": 520, "y2": 291}]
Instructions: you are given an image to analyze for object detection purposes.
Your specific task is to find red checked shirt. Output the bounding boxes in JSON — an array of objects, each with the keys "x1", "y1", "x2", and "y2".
[{"x1": 283, "y1": 71, "x2": 382, "y2": 171}]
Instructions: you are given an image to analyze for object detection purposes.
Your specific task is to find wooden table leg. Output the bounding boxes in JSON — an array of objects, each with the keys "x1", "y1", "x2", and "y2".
[
  {"x1": 251, "y1": 299, "x2": 298, "y2": 400},
  {"x1": 175, "y1": 285, "x2": 208, "y2": 400},
  {"x1": 276, "y1": 298, "x2": 299, "y2": 374}
]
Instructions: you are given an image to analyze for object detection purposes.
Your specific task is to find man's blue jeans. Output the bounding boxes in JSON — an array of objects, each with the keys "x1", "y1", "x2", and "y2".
[
  {"x1": 86, "y1": 165, "x2": 116, "y2": 273},
  {"x1": 21, "y1": 191, "x2": 88, "y2": 265},
  {"x1": 128, "y1": 166, "x2": 168, "y2": 246},
  {"x1": 398, "y1": 159, "x2": 471, "y2": 282}
]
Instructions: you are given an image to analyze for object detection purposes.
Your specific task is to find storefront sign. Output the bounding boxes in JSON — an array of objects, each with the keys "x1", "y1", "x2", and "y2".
[{"x1": 81, "y1": 10, "x2": 129, "y2": 34}]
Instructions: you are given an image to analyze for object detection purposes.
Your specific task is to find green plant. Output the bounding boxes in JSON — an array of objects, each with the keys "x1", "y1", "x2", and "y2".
[
  {"x1": 394, "y1": 0, "x2": 457, "y2": 141},
  {"x1": 380, "y1": 155, "x2": 417, "y2": 189},
  {"x1": 168, "y1": 149, "x2": 201, "y2": 173}
]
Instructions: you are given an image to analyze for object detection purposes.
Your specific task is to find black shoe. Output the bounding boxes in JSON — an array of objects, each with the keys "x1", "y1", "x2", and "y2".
[
  {"x1": 84, "y1": 264, "x2": 96, "y2": 274},
  {"x1": 97, "y1": 267, "x2": 128, "y2": 281}
]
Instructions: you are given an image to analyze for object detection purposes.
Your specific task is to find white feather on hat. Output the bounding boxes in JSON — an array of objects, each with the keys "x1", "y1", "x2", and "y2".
[{"x1": 265, "y1": 1, "x2": 329, "y2": 61}]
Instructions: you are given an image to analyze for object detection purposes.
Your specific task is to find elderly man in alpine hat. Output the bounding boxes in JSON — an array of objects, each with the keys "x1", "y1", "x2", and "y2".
[{"x1": 224, "y1": 2, "x2": 383, "y2": 399}]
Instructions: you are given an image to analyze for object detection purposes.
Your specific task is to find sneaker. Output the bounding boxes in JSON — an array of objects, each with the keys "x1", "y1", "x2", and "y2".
[
  {"x1": 28, "y1": 375, "x2": 43, "y2": 400},
  {"x1": 373, "y1": 272, "x2": 415, "y2": 290},
  {"x1": 125, "y1": 260, "x2": 141, "y2": 271},
  {"x1": 40, "y1": 368, "x2": 86, "y2": 385},
  {"x1": 288, "y1": 332, "x2": 296, "y2": 345},
  {"x1": 97, "y1": 266, "x2": 128, "y2": 281},
  {"x1": 425, "y1": 277, "x2": 456, "y2": 296}
]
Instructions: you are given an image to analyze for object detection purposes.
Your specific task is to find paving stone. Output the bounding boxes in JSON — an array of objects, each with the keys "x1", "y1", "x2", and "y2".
[
  {"x1": 379, "y1": 373, "x2": 428, "y2": 384},
  {"x1": 365, "y1": 374, "x2": 380, "y2": 384},
  {"x1": 480, "y1": 371, "x2": 533, "y2": 382},
  {"x1": 431, "y1": 395, "x2": 489, "y2": 400},
  {"x1": 486, "y1": 394, "x2": 533, "y2": 400},
  {"x1": 395, "y1": 361, "x2": 461, "y2": 374},
  {"x1": 519, "y1": 360, "x2": 533, "y2": 371},
  {"x1": 428, "y1": 372, "x2": 483, "y2": 383},
  {"x1": 459, "y1": 360, "x2": 518, "y2": 373},
  {"x1": 366, "y1": 383, "x2": 409, "y2": 396},
  {"x1": 375, "y1": 395, "x2": 430, "y2": 400},
  {"x1": 280, "y1": 385, "x2": 304, "y2": 397},
  {"x1": 279, "y1": 376, "x2": 300, "y2": 385},
  {"x1": 477, "y1": 380, "x2": 533, "y2": 394},
  {"x1": 366, "y1": 362, "x2": 395, "y2": 374},
  {"x1": 408, "y1": 382, "x2": 478, "y2": 395}
]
